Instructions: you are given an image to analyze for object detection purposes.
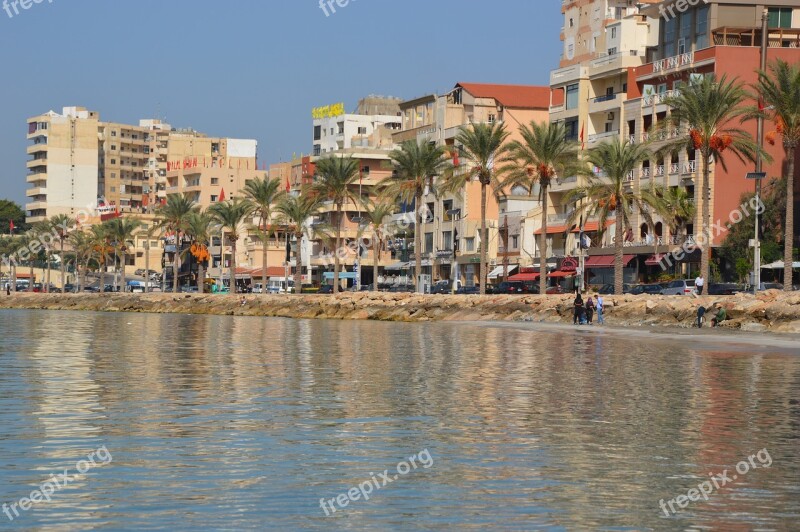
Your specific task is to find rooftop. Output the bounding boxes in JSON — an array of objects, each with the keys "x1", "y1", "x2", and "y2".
[{"x1": 454, "y1": 82, "x2": 550, "y2": 109}]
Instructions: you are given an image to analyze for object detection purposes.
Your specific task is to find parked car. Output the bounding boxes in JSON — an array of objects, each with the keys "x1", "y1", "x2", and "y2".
[
  {"x1": 628, "y1": 283, "x2": 664, "y2": 295},
  {"x1": 707, "y1": 283, "x2": 744, "y2": 295},
  {"x1": 63, "y1": 284, "x2": 77, "y2": 293},
  {"x1": 493, "y1": 281, "x2": 531, "y2": 294},
  {"x1": 319, "y1": 284, "x2": 334, "y2": 294},
  {"x1": 598, "y1": 284, "x2": 634, "y2": 294},
  {"x1": 456, "y1": 285, "x2": 481, "y2": 295},
  {"x1": 180, "y1": 285, "x2": 199, "y2": 293},
  {"x1": 430, "y1": 280, "x2": 460, "y2": 294},
  {"x1": 660, "y1": 279, "x2": 696, "y2": 296}
]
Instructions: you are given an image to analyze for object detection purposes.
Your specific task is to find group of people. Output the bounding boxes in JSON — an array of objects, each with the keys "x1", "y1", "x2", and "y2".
[
  {"x1": 696, "y1": 303, "x2": 727, "y2": 328},
  {"x1": 573, "y1": 292, "x2": 604, "y2": 325}
]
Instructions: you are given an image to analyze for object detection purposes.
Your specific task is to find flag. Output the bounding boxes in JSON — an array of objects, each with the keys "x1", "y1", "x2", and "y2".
[
  {"x1": 285, "y1": 175, "x2": 291, "y2": 192},
  {"x1": 452, "y1": 149, "x2": 460, "y2": 167},
  {"x1": 9, "y1": 220, "x2": 14, "y2": 233},
  {"x1": 758, "y1": 97, "x2": 765, "y2": 112},
  {"x1": 579, "y1": 123, "x2": 585, "y2": 151},
  {"x1": 219, "y1": 188, "x2": 226, "y2": 202}
]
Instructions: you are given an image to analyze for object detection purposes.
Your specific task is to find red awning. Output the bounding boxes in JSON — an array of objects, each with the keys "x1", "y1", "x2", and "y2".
[
  {"x1": 645, "y1": 253, "x2": 668, "y2": 266},
  {"x1": 509, "y1": 272, "x2": 540, "y2": 281},
  {"x1": 534, "y1": 225, "x2": 568, "y2": 235},
  {"x1": 571, "y1": 220, "x2": 613, "y2": 232},
  {"x1": 549, "y1": 271, "x2": 575, "y2": 278},
  {"x1": 585, "y1": 255, "x2": 636, "y2": 268}
]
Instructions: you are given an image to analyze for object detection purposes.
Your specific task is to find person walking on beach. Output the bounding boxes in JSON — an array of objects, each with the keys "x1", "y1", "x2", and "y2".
[
  {"x1": 596, "y1": 294, "x2": 604, "y2": 325},
  {"x1": 585, "y1": 296, "x2": 595, "y2": 324},
  {"x1": 573, "y1": 292, "x2": 585, "y2": 325},
  {"x1": 695, "y1": 274, "x2": 704, "y2": 295}
]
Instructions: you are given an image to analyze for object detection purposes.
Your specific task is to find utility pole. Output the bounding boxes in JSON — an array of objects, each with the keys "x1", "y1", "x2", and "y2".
[
  {"x1": 502, "y1": 215, "x2": 509, "y2": 282},
  {"x1": 754, "y1": 8, "x2": 768, "y2": 294}
]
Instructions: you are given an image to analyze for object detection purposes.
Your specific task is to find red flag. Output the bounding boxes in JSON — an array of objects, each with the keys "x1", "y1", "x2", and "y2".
[
  {"x1": 9, "y1": 220, "x2": 14, "y2": 233},
  {"x1": 285, "y1": 176, "x2": 290, "y2": 193},
  {"x1": 452, "y1": 150, "x2": 460, "y2": 167},
  {"x1": 579, "y1": 123, "x2": 585, "y2": 151},
  {"x1": 758, "y1": 97, "x2": 765, "y2": 112},
  {"x1": 219, "y1": 188, "x2": 226, "y2": 202}
]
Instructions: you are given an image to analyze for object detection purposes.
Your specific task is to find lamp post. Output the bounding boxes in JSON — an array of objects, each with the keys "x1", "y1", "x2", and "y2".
[{"x1": 752, "y1": 8, "x2": 769, "y2": 294}]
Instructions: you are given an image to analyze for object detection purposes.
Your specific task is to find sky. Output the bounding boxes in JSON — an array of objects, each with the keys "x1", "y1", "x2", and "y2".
[{"x1": 0, "y1": 0, "x2": 562, "y2": 206}]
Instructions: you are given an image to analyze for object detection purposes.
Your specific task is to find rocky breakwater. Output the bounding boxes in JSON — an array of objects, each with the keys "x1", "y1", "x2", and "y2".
[{"x1": 1, "y1": 290, "x2": 799, "y2": 333}]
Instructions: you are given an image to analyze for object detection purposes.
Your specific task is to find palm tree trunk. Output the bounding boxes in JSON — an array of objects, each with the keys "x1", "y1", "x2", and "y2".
[
  {"x1": 262, "y1": 220, "x2": 269, "y2": 298},
  {"x1": 333, "y1": 204, "x2": 342, "y2": 294},
  {"x1": 198, "y1": 263, "x2": 205, "y2": 294},
  {"x1": 415, "y1": 193, "x2": 422, "y2": 293},
  {"x1": 479, "y1": 183, "x2": 487, "y2": 296},
  {"x1": 45, "y1": 250, "x2": 51, "y2": 292},
  {"x1": 29, "y1": 260, "x2": 34, "y2": 292},
  {"x1": 700, "y1": 148, "x2": 711, "y2": 284},
  {"x1": 173, "y1": 237, "x2": 180, "y2": 293},
  {"x1": 145, "y1": 244, "x2": 150, "y2": 294},
  {"x1": 615, "y1": 206, "x2": 624, "y2": 295},
  {"x1": 784, "y1": 143, "x2": 796, "y2": 290},
  {"x1": 60, "y1": 239, "x2": 66, "y2": 292},
  {"x1": 120, "y1": 251, "x2": 126, "y2": 292},
  {"x1": 294, "y1": 232, "x2": 303, "y2": 296},
  {"x1": 539, "y1": 184, "x2": 549, "y2": 296},
  {"x1": 373, "y1": 233, "x2": 379, "y2": 292},
  {"x1": 230, "y1": 241, "x2": 237, "y2": 295}
]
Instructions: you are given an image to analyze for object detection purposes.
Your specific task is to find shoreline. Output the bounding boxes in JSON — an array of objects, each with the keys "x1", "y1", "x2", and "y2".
[{"x1": 1, "y1": 291, "x2": 799, "y2": 335}]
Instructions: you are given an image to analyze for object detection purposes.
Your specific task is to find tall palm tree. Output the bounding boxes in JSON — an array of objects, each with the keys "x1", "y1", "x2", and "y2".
[
  {"x1": 565, "y1": 138, "x2": 656, "y2": 294},
  {"x1": 312, "y1": 156, "x2": 361, "y2": 294},
  {"x1": 69, "y1": 229, "x2": 94, "y2": 292},
  {"x1": 186, "y1": 211, "x2": 215, "y2": 294},
  {"x1": 244, "y1": 176, "x2": 285, "y2": 296},
  {"x1": 750, "y1": 59, "x2": 800, "y2": 290},
  {"x1": 641, "y1": 185, "x2": 696, "y2": 245},
  {"x1": 210, "y1": 198, "x2": 253, "y2": 294},
  {"x1": 500, "y1": 121, "x2": 580, "y2": 295},
  {"x1": 383, "y1": 140, "x2": 450, "y2": 293},
  {"x1": 50, "y1": 214, "x2": 75, "y2": 292},
  {"x1": 89, "y1": 224, "x2": 112, "y2": 293},
  {"x1": 442, "y1": 123, "x2": 510, "y2": 295},
  {"x1": 0, "y1": 236, "x2": 21, "y2": 292},
  {"x1": 141, "y1": 224, "x2": 161, "y2": 294},
  {"x1": 275, "y1": 191, "x2": 322, "y2": 294},
  {"x1": 156, "y1": 195, "x2": 198, "y2": 293},
  {"x1": 104, "y1": 217, "x2": 143, "y2": 292},
  {"x1": 662, "y1": 75, "x2": 761, "y2": 284},
  {"x1": 32, "y1": 221, "x2": 53, "y2": 292},
  {"x1": 360, "y1": 198, "x2": 396, "y2": 292}
]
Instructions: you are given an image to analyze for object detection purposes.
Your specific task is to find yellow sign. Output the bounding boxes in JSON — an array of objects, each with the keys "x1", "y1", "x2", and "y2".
[{"x1": 312, "y1": 102, "x2": 345, "y2": 120}]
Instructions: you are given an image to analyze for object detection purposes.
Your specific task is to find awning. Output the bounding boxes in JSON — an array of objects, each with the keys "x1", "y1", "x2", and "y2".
[
  {"x1": 534, "y1": 225, "x2": 568, "y2": 235},
  {"x1": 585, "y1": 255, "x2": 636, "y2": 268},
  {"x1": 645, "y1": 253, "x2": 669, "y2": 266},
  {"x1": 323, "y1": 272, "x2": 357, "y2": 280},
  {"x1": 549, "y1": 271, "x2": 575, "y2": 278},
  {"x1": 761, "y1": 260, "x2": 800, "y2": 269},
  {"x1": 488, "y1": 265, "x2": 519, "y2": 279},
  {"x1": 509, "y1": 272, "x2": 539, "y2": 281},
  {"x1": 385, "y1": 262, "x2": 409, "y2": 270}
]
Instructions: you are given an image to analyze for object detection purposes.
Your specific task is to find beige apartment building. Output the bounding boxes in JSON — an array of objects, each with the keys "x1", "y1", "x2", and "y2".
[{"x1": 392, "y1": 82, "x2": 550, "y2": 288}]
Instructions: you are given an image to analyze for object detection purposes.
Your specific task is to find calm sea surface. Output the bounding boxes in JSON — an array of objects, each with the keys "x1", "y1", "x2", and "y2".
[{"x1": 0, "y1": 309, "x2": 798, "y2": 530}]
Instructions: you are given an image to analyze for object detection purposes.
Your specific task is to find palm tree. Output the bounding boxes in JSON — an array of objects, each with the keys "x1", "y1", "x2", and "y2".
[
  {"x1": 642, "y1": 185, "x2": 696, "y2": 245},
  {"x1": 275, "y1": 192, "x2": 322, "y2": 294},
  {"x1": 312, "y1": 156, "x2": 361, "y2": 294},
  {"x1": 750, "y1": 59, "x2": 800, "y2": 290},
  {"x1": 69, "y1": 229, "x2": 94, "y2": 292},
  {"x1": 186, "y1": 211, "x2": 215, "y2": 294},
  {"x1": 104, "y1": 217, "x2": 143, "y2": 291},
  {"x1": 210, "y1": 198, "x2": 253, "y2": 294},
  {"x1": 0, "y1": 236, "x2": 21, "y2": 292},
  {"x1": 442, "y1": 123, "x2": 510, "y2": 295},
  {"x1": 565, "y1": 138, "x2": 656, "y2": 294},
  {"x1": 662, "y1": 75, "x2": 761, "y2": 284},
  {"x1": 156, "y1": 196, "x2": 198, "y2": 293},
  {"x1": 383, "y1": 140, "x2": 450, "y2": 293},
  {"x1": 360, "y1": 198, "x2": 396, "y2": 291},
  {"x1": 89, "y1": 224, "x2": 112, "y2": 293},
  {"x1": 244, "y1": 176, "x2": 285, "y2": 296},
  {"x1": 50, "y1": 214, "x2": 75, "y2": 292},
  {"x1": 500, "y1": 121, "x2": 580, "y2": 295},
  {"x1": 141, "y1": 224, "x2": 161, "y2": 293},
  {"x1": 32, "y1": 221, "x2": 54, "y2": 292}
]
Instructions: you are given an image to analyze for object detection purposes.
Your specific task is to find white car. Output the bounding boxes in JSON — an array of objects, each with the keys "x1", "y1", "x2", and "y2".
[{"x1": 660, "y1": 279, "x2": 697, "y2": 296}]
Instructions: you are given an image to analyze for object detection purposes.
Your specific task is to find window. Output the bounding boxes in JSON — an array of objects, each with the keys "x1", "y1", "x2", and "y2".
[
  {"x1": 111, "y1": 145, "x2": 117, "y2": 151},
  {"x1": 424, "y1": 232, "x2": 434, "y2": 253},
  {"x1": 313, "y1": 145, "x2": 321, "y2": 156},
  {"x1": 564, "y1": 118, "x2": 579, "y2": 141},
  {"x1": 768, "y1": 8, "x2": 792, "y2": 29},
  {"x1": 211, "y1": 178, "x2": 219, "y2": 185},
  {"x1": 679, "y1": 11, "x2": 692, "y2": 49},
  {"x1": 511, "y1": 235, "x2": 519, "y2": 249},
  {"x1": 111, "y1": 131, "x2": 116, "y2": 137},
  {"x1": 110, "y1": 187, "x2": 116, "y2": 192},
  {"x1": 465, "y1": 237, "x2": 475, "y2": 252},
  {"x1": 442, "y1": 231, "x2": 452, "y2": 251},
  {"x1": 607, "y1": 47, "x2": 617, "y2": 55},
  {"x1": 611, "y1": 27, "x2": 617, "y2": 39},
  {"x1": 111, "y1": 159, "x2": 116, "y2": 164},
  {"x1": 357, "y1": 127, "x2": 367, "y2": 135},
  {"x1": 664, "y1": 16, "x2": 676, "y2": 57},
  {"x1": 488, "y1": 114, "x2": 496, "y2": 124},
  {"x1": 569, "y1": 17, "x2": 574, "y2": 27},
  {"x1": 696, "y1": 6, "x2": 709, "y2": 49},
  {"x1": 443, "y1": 199, "x2": 454, "y2": 221},
  {"x1": 313, "y1": 125, "x2": 321, "y2": 140},
  {"x1": 361, "y1": 165, "x2": 370, "y2": 176},
  {"x1": 565, "y1": 83, "x2": 579, "y2": 110},
  {"x1": 211, "y1": 195, "x2": 218, "y2": 202}
]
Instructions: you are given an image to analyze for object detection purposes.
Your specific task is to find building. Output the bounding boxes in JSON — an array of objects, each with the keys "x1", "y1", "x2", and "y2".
[
  {"x1": 312, "y1": 96, "x2": 401, "y2": 156},
  {"x1": 392, "y1": 82, "x2": 550, "y2": 289}
]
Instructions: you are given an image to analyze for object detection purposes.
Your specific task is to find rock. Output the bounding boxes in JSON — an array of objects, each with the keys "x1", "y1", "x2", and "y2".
[{"x1": 740, "y1": 322, "x2": 767, "y2": 332}]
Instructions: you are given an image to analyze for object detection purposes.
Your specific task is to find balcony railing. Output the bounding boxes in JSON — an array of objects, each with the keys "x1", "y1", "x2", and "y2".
[
  {"x1": 642, "y1": 89, "x2": 681, "y2": 107},
  {"x1": 624, "y1": 170, "x2": 636, "y2": 182},
  {"x1": 682, "y1": 160, "x2": 697, "y2": 174},
  {"x1": 591, "y1": 93, "x2": 618, "y2": 104},
  {"x1": 652, "y1": 52, "x2": 694, "y2": 73},
  {"x1": 588, "y1": 130, "x2": 619, "y2": 143},
  {"x1": 641, "y1": 167, "x2": 651, "y2": 179}
]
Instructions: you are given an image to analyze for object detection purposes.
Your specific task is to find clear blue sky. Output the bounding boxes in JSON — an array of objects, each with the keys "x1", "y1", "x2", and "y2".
[{"x1": 0, "y1": 0, "x2": 562, "y2": 205}]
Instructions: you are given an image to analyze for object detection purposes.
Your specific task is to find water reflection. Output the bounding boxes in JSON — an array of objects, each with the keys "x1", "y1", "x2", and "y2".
[{"x1": 0, "y1": 310, "x2": 798, "y2": 530}]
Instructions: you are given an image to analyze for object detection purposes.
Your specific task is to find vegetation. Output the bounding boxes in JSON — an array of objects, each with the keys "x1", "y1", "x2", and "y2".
[
  {"x1": 209, "y1": 198, "x2": 253, "y2": 294},
  {"x1": 244, "y1": 177, "x2": 286, "y2": 297}
]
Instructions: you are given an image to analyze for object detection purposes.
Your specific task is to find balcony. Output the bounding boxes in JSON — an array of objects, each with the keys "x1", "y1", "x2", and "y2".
[
  {"x1": 588, "y1": 50, "x2": 643, "y2": 78},
  {"x1": 588, "y1": 93, "x2": 620, "y2": 114},
  {"x1": 26, "y1": 143, "x2": 48, "y2": 155},
  {"x1": 26, "y1": 187, "x2": 47, "y2": 197},
  {"x1": 26, "y1": 158, "x2": 47, "y2": 169},
  {"x1": 549, "y1": 175, "x2": 578, "y2": 192},
  {"x1": 27, "y1": 172, "x2": 47, "y2": 183},
  {"x1": 25, "y1": 200, "x2": 47, "y2": 211},
  {"x1": 550, "y1": 63, "x2": 586, "y2": 86},
  {"x1": 588, "y1": 130, "x2": 619, "y2": 144},
  {"x1": 682, "y1": 160, "x2": 697, "y2": 175},
  {"x1": 642, "y1": 89, "x2": 681, "y2": 107},
  {"x1": 652, "y1": 52, "x2": 694, "y2": 74}
]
